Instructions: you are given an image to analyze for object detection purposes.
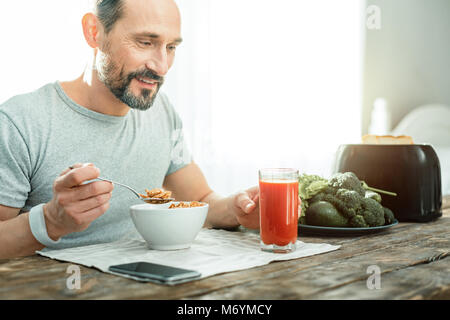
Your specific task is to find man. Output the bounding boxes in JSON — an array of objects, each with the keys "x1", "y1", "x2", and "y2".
[{"x1": 0, "y1": 0, "x2": 259, "y2": 259}]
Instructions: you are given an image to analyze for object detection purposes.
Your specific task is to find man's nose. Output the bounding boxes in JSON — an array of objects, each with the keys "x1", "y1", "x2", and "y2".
[{"x1": 145, "y1": 48, "x2": 169, "y2": 77}]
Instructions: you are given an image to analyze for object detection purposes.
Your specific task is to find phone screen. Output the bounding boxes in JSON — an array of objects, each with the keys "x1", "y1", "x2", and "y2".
[{"x1": 109, "y1": 262, "x2": 201, "y2": 283}]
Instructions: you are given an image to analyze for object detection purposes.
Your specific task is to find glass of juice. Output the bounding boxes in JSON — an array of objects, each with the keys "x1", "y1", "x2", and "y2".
[{"x1": 259, "y1": 168, "x2": 299, "y2": 253}]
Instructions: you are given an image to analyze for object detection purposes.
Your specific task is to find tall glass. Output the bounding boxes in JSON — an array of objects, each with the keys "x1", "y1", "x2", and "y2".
[{"x1": 259, "y1": 168, "x2": 299, "y2": 253}]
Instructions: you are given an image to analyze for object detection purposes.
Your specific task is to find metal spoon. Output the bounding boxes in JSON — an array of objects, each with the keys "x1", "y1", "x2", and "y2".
[{"x1": 96, "y1": 177, "x2": 175, "y2": 204}]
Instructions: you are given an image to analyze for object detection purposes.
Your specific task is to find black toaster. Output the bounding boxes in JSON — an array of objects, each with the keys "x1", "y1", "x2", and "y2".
[{"x1": 333, "y1": 144, "x2": 442, "y2": 222}]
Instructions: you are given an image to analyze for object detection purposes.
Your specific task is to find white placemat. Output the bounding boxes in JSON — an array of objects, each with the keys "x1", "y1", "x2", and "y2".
[{"x1": 37, "y1": 229, "x2": 340, "y2": 284}]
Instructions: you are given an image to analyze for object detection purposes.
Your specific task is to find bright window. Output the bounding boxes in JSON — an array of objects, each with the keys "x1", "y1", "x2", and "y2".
[
  {"x1": 168, "y1": 0, "x2": 364, "y2": 194},
  {"x1": 1, "y1": 0, "x2": 364, "y2": 195}
]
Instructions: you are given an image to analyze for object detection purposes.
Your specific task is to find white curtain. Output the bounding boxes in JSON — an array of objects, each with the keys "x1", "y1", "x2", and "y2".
[
  {"x1": 0, "y1": 0, "x2": 364, "y2": 196},
  {"x1": 167, "y1": 0, "x2": 364, "y2": 195}
]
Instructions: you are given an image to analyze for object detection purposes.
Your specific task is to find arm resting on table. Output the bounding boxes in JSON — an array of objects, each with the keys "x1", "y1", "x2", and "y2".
[{"x1": 0, "y1": 205, "x2": 45, "y2": 259}]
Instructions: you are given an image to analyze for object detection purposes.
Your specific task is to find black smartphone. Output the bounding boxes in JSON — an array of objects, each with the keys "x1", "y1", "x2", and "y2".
[{"x1": 109, "y1": 262, "x2": 201, "y2": 284}]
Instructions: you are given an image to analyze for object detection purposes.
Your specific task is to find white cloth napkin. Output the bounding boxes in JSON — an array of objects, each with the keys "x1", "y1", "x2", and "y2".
[{"x1": 37, "y1": 228, "x2": 340, "y2": 284}]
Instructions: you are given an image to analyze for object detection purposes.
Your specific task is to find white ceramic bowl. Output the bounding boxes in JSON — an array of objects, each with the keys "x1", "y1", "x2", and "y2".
[{"x1": 130, "y1": 202, "x2": 209, "y2": 250}]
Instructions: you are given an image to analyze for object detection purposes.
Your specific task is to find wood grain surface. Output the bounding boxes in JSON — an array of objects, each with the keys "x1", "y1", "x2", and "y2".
[{"x1": 1, "y1": 195, "x2": 449, "y2": 300}]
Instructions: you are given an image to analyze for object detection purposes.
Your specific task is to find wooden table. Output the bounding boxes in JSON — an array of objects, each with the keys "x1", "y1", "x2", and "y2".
[{"x1": 1, "y1": 196, "x2": 449, "y2": 300}]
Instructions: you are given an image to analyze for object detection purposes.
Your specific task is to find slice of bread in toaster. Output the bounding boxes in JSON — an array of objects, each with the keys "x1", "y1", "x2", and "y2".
[{"x1": 362, "y1": 134, "x2": 414, "y2": 144}]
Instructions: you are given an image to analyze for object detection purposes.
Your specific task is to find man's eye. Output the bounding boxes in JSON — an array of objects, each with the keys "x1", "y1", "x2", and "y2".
[
  {"x1": 167, "y1": 45, "x2": 177, "y2": 52},
  {"x1": 139, "y1": 41, "x2": 152, "y2": 46}
]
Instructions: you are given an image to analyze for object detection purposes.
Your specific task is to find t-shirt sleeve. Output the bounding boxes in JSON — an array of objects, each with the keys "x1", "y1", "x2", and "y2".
[
  {"x1": 165, "y1": 102, "x2": 193, "y2": 176},
  {"x1": 0, "y1": 113, "x2": 31, "y2": 208}
]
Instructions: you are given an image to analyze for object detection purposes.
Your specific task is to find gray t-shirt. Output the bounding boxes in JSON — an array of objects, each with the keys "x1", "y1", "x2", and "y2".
[{"x1": 0, "y1": 82, "x2": 192, "y2": 249}]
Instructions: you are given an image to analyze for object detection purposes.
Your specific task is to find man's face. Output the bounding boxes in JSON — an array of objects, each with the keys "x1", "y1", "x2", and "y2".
[{"x1": 96, "y1": 0, "x2": 182, "y2": 110}]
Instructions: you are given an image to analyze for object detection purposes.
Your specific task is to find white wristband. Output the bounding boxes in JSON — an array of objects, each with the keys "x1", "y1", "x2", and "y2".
[{"x1": 29, "y1": 204, "x2": 61, "y2": 247}]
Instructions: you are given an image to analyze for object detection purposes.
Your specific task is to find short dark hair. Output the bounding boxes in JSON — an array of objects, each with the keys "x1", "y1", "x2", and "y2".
[{"x1": 95, "y1": 0, "x2": 125, "y2": 34}]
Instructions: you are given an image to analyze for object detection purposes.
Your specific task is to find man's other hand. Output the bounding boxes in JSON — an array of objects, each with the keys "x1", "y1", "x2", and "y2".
[{"x1": 231, "y1": 186, "x2": 260, "y2": 229}]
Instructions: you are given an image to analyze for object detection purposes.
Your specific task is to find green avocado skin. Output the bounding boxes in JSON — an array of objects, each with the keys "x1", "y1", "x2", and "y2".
[{"x1": 305, "y1": 201, "x2": 349, "y2": 227}]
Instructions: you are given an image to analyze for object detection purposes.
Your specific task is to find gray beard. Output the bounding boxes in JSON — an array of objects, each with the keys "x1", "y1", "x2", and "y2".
[
  {"x1": 96, "y1": 55, "x2": 162, "y2": 111},
  {"x1": 115, "y1": 84, "x2": 160, "y2": 111}
]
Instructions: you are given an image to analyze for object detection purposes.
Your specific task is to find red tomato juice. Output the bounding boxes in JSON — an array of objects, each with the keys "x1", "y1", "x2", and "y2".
[{"x1": 259, "y1": 179, "x2": 298, "y2": 246}]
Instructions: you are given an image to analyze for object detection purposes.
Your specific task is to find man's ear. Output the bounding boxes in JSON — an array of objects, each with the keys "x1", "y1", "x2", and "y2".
[{"x1": 82, "y1": 13, "x2": 101, "y2": 49}]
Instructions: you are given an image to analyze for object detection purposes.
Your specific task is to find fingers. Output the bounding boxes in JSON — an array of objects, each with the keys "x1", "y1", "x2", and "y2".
[
  {"x1": 235, "y1": 190, "x2": 257, "y2": 214},
  {"x1": 68, "y1": 202, "x2": 111, "y2": 228},
  {"x1": 234, "y1": 186, "x2": 260, "y2": 214},
  {"x1": 69, "y1": 180, "x2": 114, "y2": 201},
  {"x1": 65, "y1": 191, "x2": 112, "y2": 213},
  {"x1": 246, "y1": 185, "x2": 259, "y2": 198},
  {"x1": 54, "y1": 162, "x2": 113, "y2": 213},
  {"x1": 82, "y1": 202, "x2": 111, "y2": 222},
  {"x1": 46, "y1": 163, "x2": 113, "y2": 238},
  {"x1": 59, "y1": 163, "x2": 94, "y2": 177},
  {"x1": 233, "y1": 189, "x2": 260, "y2": 230},
  {"x1": 57, "y1": 164, "x2": 100, "y2": 189}
]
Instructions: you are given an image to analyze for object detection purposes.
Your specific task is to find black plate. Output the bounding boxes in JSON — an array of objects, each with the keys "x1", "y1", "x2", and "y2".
[{"x1": 298, "y1": 219, "x2": 399, "y2": 236}]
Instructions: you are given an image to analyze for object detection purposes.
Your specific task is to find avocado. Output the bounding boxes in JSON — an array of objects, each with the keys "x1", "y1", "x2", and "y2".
[{"x1": 305, "y1": 201, "x2": 349, "y2": 227}]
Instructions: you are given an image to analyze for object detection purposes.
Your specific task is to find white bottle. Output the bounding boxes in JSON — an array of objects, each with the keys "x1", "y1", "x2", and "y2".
[{"x1": 369, "y1": 98, "x2": 391, "y2": 135}]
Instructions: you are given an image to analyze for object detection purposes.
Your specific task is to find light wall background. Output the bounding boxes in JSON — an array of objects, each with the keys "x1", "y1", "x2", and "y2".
[
  {"x1": 362, "y1": 0, "x2": 450, "y2": 195},
  {"x1": 0, "y1": 1, "x2": 91, "y2": 101},
  {"x1": 166, "y1": 0, "x2": 365, "y2": 195},
  {"x1": 362, "y1": 0, "x2": 450, "y2": 134}
]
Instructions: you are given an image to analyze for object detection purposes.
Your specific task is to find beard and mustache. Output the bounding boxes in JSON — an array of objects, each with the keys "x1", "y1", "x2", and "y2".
[{"x1": 96, "y1": 52, "x2": 164, "y2": 111}]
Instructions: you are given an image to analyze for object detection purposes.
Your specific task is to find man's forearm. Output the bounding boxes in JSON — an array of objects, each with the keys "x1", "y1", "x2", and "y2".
[
  {"x1": 200, "y1": 192, "x2": 239, "y2": 229},
  {"x1": 0, "y1": 212, "x2": 45, "y2": 259}
]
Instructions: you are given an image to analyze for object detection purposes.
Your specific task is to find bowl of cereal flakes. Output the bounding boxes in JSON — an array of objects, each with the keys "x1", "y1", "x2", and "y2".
[{"x1": 130, "y1": 198, "x2": 209, "y2": 250}]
